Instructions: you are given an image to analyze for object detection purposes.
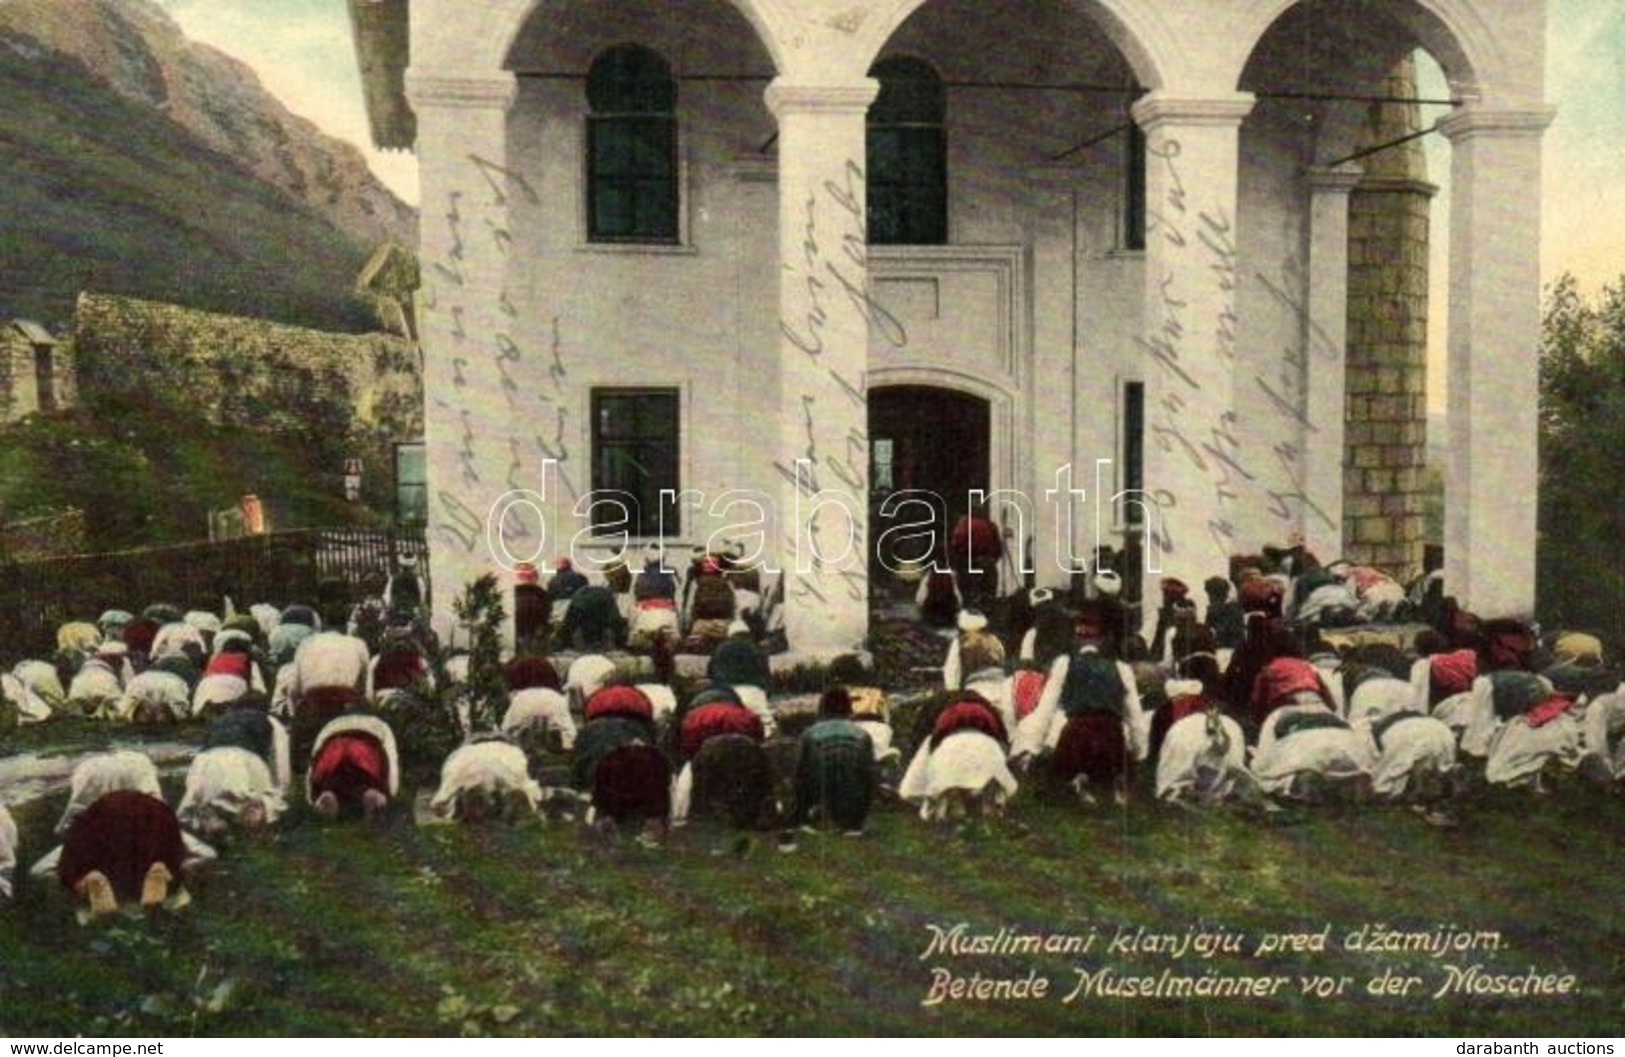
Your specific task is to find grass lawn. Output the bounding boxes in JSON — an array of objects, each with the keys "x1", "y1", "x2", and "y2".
[{"x1": 1, "y1": 712, "x2": 1620, "y2": 1038}]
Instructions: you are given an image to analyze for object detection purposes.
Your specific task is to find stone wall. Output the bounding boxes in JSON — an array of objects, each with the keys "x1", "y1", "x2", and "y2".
[
  {"x1": 68, "y1": 292, "x2": 421, "y2": 510},
  {"x1": 0, "y1": 331, "x2": 19, "y2": 421},
  {"x1": 1342, "y1": 56, "x2": 1433, "y2": 579}
]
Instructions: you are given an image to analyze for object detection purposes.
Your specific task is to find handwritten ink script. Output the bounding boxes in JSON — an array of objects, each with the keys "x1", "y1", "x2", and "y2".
[
  {"x1": 774, "y1": 157, "x2": 894, "y2": 606},
  {"x1": 425, "y1": 149, "x2": 573, "y2": 558},
  {"x1": 1137, "y1": 136, "x2": 1251, "y2": 562},
  {"x1": 1254, "y1": 256, "x2": 1337, "y2": 535}
]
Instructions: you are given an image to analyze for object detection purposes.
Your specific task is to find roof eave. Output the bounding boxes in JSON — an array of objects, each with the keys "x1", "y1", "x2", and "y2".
[{"x1": 348, "y1": 0, "x2": 416, "y2": 151}]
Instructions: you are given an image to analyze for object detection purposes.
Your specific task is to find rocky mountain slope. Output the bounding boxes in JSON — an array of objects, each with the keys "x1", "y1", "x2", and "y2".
[{"x1": 0, "y1": 0, "x2": 416, "y2": 331}]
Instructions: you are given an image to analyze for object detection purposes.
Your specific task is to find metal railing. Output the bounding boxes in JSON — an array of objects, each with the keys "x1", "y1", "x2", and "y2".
[{"x1": 0, "y1": 527, "x2": 427, "y2": 660}]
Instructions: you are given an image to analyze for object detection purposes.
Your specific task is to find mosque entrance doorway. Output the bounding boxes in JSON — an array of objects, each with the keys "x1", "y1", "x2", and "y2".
[{"x1": 867, "y1": 384, "x2": 990, "y2": 596}]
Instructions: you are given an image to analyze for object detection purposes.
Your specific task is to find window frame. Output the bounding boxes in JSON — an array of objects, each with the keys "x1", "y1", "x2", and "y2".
[
  {"x1": 589, "y1": 386, "x2": 683, "y2": 539},
  {"x1": 393, "y1": 441, "x2": 427, "y2": 528},
  {"x1": 1121, "y1": 121, "x2": 1148, "y2": 253},
  {"x1": 866, "y1": 55, "x2": 949, "y2": 247},
  {"x1": 584, "y1": 44, "x2": 682, "y2": 246},
  {"x1": 1114, "y1": 378, "x2": 1147, "y2": 533}
]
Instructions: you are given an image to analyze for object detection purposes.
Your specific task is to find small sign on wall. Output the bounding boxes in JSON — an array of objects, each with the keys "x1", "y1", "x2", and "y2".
[
  {"x1": 344, "y1": 457, "x2": 363, "y2": 502},
  {"x1": 240, "y1": 493, "x2": 266, "y2": 535}
]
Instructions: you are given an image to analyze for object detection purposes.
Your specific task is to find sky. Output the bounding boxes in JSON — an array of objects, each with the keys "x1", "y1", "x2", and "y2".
[
  {"x1": 158, "y1": 0, "x2": 1624, "y2": 411},
  {"x1": 157, "y1": 0, "x2": 419, "y2": 201}
]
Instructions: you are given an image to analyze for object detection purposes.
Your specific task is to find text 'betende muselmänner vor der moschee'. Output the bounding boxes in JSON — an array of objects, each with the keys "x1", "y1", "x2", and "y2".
[{"x1": 916, "y1": 922, "x2": 1583, "y2": 1005}]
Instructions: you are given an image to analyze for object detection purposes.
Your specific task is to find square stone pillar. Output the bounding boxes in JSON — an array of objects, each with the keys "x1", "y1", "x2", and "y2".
[
  {"x1": 1129, "y1": 93, "x2": 1254, "y2": 613},
  {"x1": 763, "y1": 80, "x2": 878, "y2": 658},
  {"x1": 1438, "y1": 105, "x2": 1555, "y2": 619},
  {"x1": 405, "y1": 71, "x2": 525, "y2": 645},
  {"x1": 1302, "y1": 163, "x2": 1363, "y2": 561}
]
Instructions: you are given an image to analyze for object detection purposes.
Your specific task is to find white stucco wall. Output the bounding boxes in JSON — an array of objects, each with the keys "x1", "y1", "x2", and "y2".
[
  {"x1": 488, "y1": 0, "x2": 1160, "y2": 596},
  {"x1": 401, "y1": 0, "x2": 1551, "y2": 645}
]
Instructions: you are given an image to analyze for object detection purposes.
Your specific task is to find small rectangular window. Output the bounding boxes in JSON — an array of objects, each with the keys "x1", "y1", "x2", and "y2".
[
  {"x1": 872, "y1": 437, "x2": 895, "y2": 492},
  {"x1": 395, "y1": 442, "x2": 427, "y2": 526},
  {"x1": 591, "y1": 388, "x2": 680, "y2": 536}
]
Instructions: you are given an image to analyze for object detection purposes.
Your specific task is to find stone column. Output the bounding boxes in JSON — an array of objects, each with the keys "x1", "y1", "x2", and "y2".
[
  {"x1": 1437, "y1": 104, "x2": 1555, "y2": 618},
  {"x1": 1343, "y1": 168, "x2": 1434, "y2": 579},
  {"x1": 404, "y1": 71, "x2": 523, "y2": 643},
  {"x1": 1303, "y1": 163, "x2": 1362, "y2": 562},
  {"x1": 1340, "y1": 59, "x2": 1436, "y2": 580},
  {"x1": 1129, "y1": 92, "x2": 1253, "y2": 608},
  {"x1": 764, "y1": 79, "x2": 877, "y2": 658}
]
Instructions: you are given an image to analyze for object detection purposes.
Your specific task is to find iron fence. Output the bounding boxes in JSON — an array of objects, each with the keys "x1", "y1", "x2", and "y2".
[{"x1": 0, "y1": 528, "x2": 427, "y2": 660}]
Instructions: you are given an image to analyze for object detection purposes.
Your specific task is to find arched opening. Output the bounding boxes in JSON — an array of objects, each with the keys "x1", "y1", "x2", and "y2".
[
  {"x1": 869, "y1": 0, "x2": 1145, "y2": 248},
  {"x1": 1238, "y1": 0, "x2": 1471, "y2": 583},
  {"x1": 863, "y1": 0, "x2": 1150, "y2": 593},
  {"x1": 504, "y1": 0, "x2": 781, "y2": 252}
]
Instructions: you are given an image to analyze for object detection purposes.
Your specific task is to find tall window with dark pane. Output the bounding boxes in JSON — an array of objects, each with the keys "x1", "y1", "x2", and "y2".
[
  {"x1": 394, "y1": 442, "x2": 427, "y2": 526},
  {"x1": 591, "y1": 389, "x2": 680, "y2": 537},
  {"x1": 1123, "y1": 121, "x2": 1147, "y2": 251},
  {"x1": 1121, "y1": 380, "x2": 1145, "y2": 527},
  {"x1": 586, "y1": 45, "x2": 678, "y2": 242},
  {"x1": 866, "y1": 56, "x2": 947, "y2": 245}
]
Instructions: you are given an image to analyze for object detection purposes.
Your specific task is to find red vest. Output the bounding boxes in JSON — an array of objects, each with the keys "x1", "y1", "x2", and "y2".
[
  {"x1": 1250, "y1": 657, "x2": 1331, "y2": 726},
  {"x1": 204, "y1": 652, "x2": 252, "y2": 682},
  {"x1": 680, "y1": 703, "x2": 764, "y2": 759},
  {"x1": 931, "y1": 698, "x2": 1008, "y2": 749}
]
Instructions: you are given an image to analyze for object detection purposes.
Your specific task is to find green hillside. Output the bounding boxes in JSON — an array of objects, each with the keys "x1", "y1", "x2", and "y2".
[
  {"x1": 0, "y1": 42, "x2": 376, "y2": 333},
  {"x1": 0, "y1": 408, "x2": 386, "y2": 550}
]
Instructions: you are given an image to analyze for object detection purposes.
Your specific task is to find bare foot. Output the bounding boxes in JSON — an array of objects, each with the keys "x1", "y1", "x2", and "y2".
[
  {"x1": 77, "y1": 870, "x2": 118, "y2": 919},
  {"x1": 238, "y1": 801, "x2": 267, "y2": 831},
  {"x1": 140, "y1": 862, "x2": 173, "y2": 910},
  {"x1": 362, "y1": 788, "x2": 389, "y2": 824},
  {"x1": 313, "y1": 790, "x2": 340, "y2": 819}
]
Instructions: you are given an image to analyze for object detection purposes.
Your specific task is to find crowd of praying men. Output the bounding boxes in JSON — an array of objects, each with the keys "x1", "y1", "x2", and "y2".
[{"x1": 0, "y1": 537, "x2": 1620, "y2": 921}]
